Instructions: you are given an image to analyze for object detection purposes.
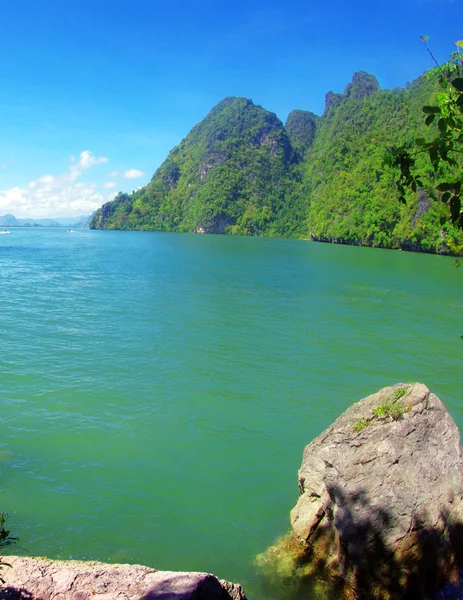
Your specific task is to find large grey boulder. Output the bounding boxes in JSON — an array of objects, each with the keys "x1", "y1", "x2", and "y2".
[
  {"x1": 0, "y1": 556, "x2": 247, "y2": 600},
  {"x1": 289, "y1": 383, "x2": 463, "y2": 599}
]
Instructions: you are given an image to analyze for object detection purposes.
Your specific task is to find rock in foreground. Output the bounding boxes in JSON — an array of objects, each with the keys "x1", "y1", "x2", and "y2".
[
  {"x1": 0, "y1": 556, "x2": 247, "y2": 600},
  {"x1": 264, "y1": 383, "x2": 463, "y2": 599}
]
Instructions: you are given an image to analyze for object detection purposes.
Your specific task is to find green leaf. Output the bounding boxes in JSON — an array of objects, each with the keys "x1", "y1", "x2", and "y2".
[
  {"x1": 437, "y1": 182, "x2": 453, "y2": 192},
  {"x1": 422, "y1": 106, "x2": 441, "y2": 114},
  {"x1": 442, "y1": 192, "x2": 451, "y2": 203},
  {"x1": 438, "y1": 119, "x2": 447, "y2": 134},
  {"x1": 451, "y1": 78, "x2": 463, "y2": 92},
  {"x1": 425, "y1": 114, "x2": 436, "y2": 126},
  {"x1": 429, "y1": 146, "x2": 438, "y2": 164},
  {"x1": 450, "y1": 196, "x2": 461, "y2": 223},
  {"x1": 455, "y1": 40, "x2": 463, "y2": 48},
  {"x1": 415, "y1": 137, "x2": 426, "y2": 146},
  {"x1": 438, "y1": 147, "x2": 448, "y2": 161},
  {"x1": 421, "y1": 35, "x2": 430, "y2": 42}
]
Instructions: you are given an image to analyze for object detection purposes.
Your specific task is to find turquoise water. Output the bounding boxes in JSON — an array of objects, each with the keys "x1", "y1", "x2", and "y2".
[{"x1": 0, "y1": 229, "x2": 462, "y2": 598}]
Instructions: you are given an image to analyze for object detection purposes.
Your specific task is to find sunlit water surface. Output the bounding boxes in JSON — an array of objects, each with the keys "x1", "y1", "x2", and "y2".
[{"x1": 0, "y1": 229, "x2": 462, "y2": 599}]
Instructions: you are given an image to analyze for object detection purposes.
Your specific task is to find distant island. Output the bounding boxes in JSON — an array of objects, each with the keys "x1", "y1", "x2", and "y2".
[
  {"x1": 0, "y1": 214, "x2": 91, "y2": 228},
  {"x1": 89, "y1": 69, "x2": 462, "y2": 255}
]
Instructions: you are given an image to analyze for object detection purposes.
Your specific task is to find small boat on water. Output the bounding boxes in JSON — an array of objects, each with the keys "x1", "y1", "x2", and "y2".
[{"x1": 0, "y1": 229, "x2": 10, "y2": 235}]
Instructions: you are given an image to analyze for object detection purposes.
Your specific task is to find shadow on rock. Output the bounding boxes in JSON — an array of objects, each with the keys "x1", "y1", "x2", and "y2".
[
  {"x1": 139, "y1": 574, "x2": 245, "y2": 600},
  {"x1": 0, "y1": 588, "x2": 33, "y2": 600},
  {"x1": 257, "y1": 485, "x2": 463, "y2": 600}
]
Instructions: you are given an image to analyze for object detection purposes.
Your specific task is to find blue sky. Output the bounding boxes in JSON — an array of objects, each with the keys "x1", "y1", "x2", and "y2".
[{"x1": 0, "y1": 0, "x2": 460, "y2": 217}]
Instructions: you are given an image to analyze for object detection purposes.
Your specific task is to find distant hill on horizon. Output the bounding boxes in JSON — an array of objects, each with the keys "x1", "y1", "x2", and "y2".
[{"x1": 0, "y1": 214, "x2": 91, "y2": 228}]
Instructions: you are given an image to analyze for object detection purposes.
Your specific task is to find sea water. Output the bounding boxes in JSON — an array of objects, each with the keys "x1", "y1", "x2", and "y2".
[{"x1": 0, "y1": 228, "x2": 462, "y2": 598}]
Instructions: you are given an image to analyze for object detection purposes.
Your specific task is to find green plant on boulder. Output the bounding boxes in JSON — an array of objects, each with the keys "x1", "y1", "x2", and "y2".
[
  {"x1": 373, "y1": 400, "x2": 405, "y2": 421},
  {"x1": 353, "y1": 418, "x2": 369, "y2": 432},
  {"x1": 373, "y1": 387, "x2": 408, "y2": 421},
  {"x1": 353, "y1": 387, "x2": 409, "y2": 432},
  {"x1": 393, "y1": 386, "x2": 408, "y2": 400}
]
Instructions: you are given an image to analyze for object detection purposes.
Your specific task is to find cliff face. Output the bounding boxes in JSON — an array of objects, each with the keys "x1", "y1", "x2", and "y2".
[
  {"x1": 89, "y1": 70, "x2": 463, "y2": 254},
  {"x1": 89, "y1": 97, "x2": 300, "y2": 237},
  {"x1": 0, "y1": 556, "x2": 247, "y2": 600}
]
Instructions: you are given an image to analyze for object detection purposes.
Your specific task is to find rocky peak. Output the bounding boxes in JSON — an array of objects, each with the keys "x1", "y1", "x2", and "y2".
[
  {"x1": 344, "y1": 71, "x2": 380, "y2": 100},
  {"x1": 323, "y1": 71, "x2": 380, "y2": 115},
  {"x1": 285, "y1": 109, "x2": 319, "y2": 154},
  {"x1": 323, "y1": 90, "x2": 343, "y2": 115}
]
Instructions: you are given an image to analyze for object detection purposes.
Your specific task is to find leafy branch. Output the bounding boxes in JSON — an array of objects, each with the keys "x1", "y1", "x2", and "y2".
[{"x1": 387, "y1": 40, "x2": 463, "y2": 229}]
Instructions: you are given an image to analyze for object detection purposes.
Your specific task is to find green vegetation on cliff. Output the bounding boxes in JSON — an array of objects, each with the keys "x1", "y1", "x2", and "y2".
[
  {"x1": 90, "y1": 98, "x2": 304, "y2": 237},
  {"x1": 89, "y1": 68, "x2": 463, "y2": 254},
  {"x1": 304, "y1": 71, "x2": 461, "y2": 252}
]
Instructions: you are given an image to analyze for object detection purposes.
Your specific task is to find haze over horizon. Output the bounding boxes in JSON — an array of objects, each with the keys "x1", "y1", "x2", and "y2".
[{"x1": 0, "y1": 0, "x2": 459, "y2": 218}]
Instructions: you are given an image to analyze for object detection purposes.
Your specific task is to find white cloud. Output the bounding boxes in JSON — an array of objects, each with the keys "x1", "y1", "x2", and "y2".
[
  {"x1": 0, "y1": 150, "x2": 111, "y2": 218},
  {"x1": 77, "y1": 150, "x2": 108, "y2": 169},
  {"x1": 38, "y1": 174, "x2": 55, "y2": 184},
  {"x1": 66, "y1": 151, "x2": 108, "y2": 183},
  {"x1": 103, "y1": 181, "x2": 116, "y2": 188},
  {"x1": 124, "y1": 169, "x2": 144, "y2": 179}
]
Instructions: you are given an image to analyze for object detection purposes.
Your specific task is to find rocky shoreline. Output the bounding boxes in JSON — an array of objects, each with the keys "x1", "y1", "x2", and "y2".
[
  {"x1": 0, "y1": 556, "x2": 246, "y2": 600},
  {"x1": 3, "y1": 383, "x2": 463, "y2": 600}
]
